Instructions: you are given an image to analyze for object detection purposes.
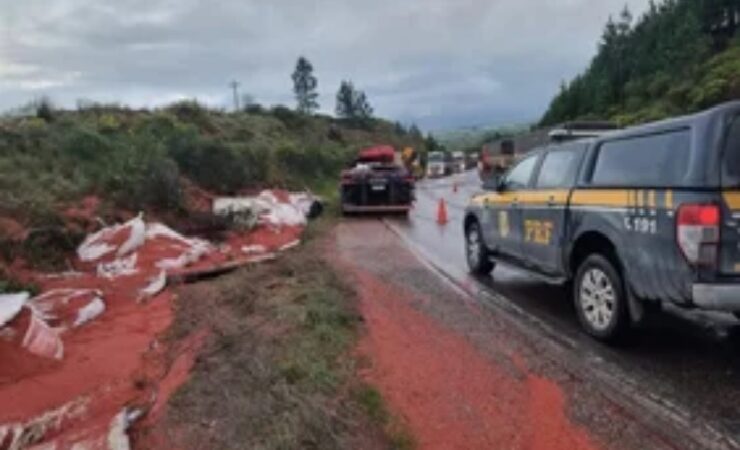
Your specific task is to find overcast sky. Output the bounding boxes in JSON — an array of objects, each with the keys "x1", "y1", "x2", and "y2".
[{"x1": 0, "y1": 0, "x2": 649, "y2": 130}]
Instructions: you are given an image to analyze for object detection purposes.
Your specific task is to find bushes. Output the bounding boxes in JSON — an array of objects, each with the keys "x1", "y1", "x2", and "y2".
[
  {"x1": 117, "y1": 156, "x2": 183, "y2": 211},
  {"x1": 271, "y1": 105, "x2": 308, "y2": 130},
  {"x1": 169, "y1": 137, "x2": 245, "y2": 193},
  {"x1": 165, "y1": 100, "x2": 218, "y2": 134},
  {"x1": 275, "y1": 143, "x2": 349, "y2": 188},
  {"x1": 0, "y1": 101, "x2": 420, "y2": 272},
  {"x1": 0, "y1": 104, "x2": 414, "y2": 216}
]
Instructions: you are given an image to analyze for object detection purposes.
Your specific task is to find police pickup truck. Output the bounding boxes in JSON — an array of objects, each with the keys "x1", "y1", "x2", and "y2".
[{"x1": 464, "y1": 101, "x2": 740, "y2": 341}]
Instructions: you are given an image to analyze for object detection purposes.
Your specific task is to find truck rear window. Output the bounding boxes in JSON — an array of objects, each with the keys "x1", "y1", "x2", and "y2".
[
  {"x1": 590, "y1": 129, "x2": 690, "y2": 187},
  {"x1": 722, "y1": 115, "x2": 740, "y2": 187}
]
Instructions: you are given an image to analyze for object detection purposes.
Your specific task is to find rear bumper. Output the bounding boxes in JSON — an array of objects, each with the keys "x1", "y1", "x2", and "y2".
[
  {"x1": 341, "y1": 204, "x2": 411, "y2": 213},
  {"x1": 692, "y1": 284, "x2": 740, "y2": 311}
]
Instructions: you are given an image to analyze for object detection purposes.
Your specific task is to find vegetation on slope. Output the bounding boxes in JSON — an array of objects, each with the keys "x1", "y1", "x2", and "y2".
[
  {"x1": 0, "y1": 100, "x2": 424, "y2": 272},
  {"x1": 541, "y1": 0, "x2": 740, "y2": 126}
]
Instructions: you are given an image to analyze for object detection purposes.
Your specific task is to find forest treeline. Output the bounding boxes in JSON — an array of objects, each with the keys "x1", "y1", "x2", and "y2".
[{"x1": 541, "y1": 0, "x2": 740, "y2": 126}]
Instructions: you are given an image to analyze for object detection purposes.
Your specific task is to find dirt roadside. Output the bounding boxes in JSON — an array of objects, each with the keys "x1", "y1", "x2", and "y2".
[
  {"x1": 130, "y1": 220, "x2": 402, "y2": 450},
  {"x1": 131, "y1": 217, "x2": 677, "y2": 450}
]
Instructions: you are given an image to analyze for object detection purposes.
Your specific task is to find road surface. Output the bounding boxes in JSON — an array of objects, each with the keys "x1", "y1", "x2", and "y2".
[{"x1": 346, "y1": 170, "x2": 740, "y2": 449}]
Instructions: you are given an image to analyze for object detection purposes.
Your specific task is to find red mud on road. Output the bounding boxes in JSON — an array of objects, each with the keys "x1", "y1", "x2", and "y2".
[{"x1": 327, "y1": 225, "x2": 598, "y2": 450}]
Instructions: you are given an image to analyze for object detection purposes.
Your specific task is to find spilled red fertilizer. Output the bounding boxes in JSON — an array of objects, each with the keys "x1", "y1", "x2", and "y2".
[
  {"x1": 350, "y1": 268, "x2": 597, "y2": 450},
  {"x1": 0, "y1": 190, "x2": 315, "y2": 449}
]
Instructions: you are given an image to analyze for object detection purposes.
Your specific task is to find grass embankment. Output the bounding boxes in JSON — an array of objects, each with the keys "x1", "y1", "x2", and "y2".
[
  {"x1": 134, "y1": 219, "x2": 413, "y2": 450},
  {"x1": 0, "y1": 101, "x2": 425, "y2": 281}
]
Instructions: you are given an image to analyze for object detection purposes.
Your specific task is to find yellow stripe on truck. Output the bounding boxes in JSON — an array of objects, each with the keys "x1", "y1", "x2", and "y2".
[
  {"x1": 476, "y1": 190, "x2": 569, "y2": 206},
  {"x1": 570, "y1": 189, "x2": 632, "y2": 208},
  {"x1": 723, "y1": 191, "x2": 740, "y2": 210},
  {"x1": 472, "y1": 189, "x2": 675, "y2": 209},
  {"x1": 515, "y1": 190, "x2": 570, "y2": 205}
]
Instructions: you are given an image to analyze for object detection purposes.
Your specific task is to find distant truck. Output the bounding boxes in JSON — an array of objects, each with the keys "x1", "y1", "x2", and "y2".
[
  {"x1": 426, "y1": 151, "x2": 448, "y2": 178},
  {"x1": 479, "y1": 139, "x2": 516, "y2": 183},
  {"x1": 478, "y1": 122, "x2": 619, "y2": 185},
  {"x1": 466, "y1": 152, "x2": 479, "y2": 170},
  {"x1": 340, "y1": 145, "x2": 415, "y2": 214},
  {"x1": 451, "y1": 151, "x2": 466, "y2": 174}
]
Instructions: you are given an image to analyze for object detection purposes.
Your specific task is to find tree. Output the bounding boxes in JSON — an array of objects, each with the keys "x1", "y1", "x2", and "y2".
[
  {"x1": 335, "y1": 80, "x2": 373, "y2": 121},
  {"x1": 292, "y1": 56, "x2": 319, "y2": 114},
  {"x1": 335, "y1": 81, "x2": 357, "y2": 118},
  {"x1": 408, "y1": 124, "x2": 423, "y2": 140},
  {"x1": 425, "y1": 133, "x2": 441, "y2": 153},
  {"x1": 540, "y1": 0, "x2": 724, "y2": 126},
  {"x1": 353, "y1": 91, "x2": 373, "y2": 119},
  {"x1": 36, "y1": 96, "x2": 55, "y2": 122}
]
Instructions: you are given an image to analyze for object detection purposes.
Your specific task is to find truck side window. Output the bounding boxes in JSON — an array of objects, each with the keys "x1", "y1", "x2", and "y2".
[
  {"x1": 536, "y1": 148, "x2": 581, "y2": 189},
  {"x1": 503, "y1": 155, "x2": 538, "y2": 190},
  {"x1": 590, "y1": 129, "x2": 690, "y2": 187},
  {"x1": 722, "y1": 115, "x2": 740, "y2": 187}
]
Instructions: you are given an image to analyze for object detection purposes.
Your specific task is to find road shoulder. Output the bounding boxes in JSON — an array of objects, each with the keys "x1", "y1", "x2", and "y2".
[{"x1": 328, "y1": 219, "x2": 674, "y2": 450}]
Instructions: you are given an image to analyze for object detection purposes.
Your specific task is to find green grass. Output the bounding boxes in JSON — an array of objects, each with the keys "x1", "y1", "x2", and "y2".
[{"x1": 142, "y1": 219, "x2": 412, "y2": 449}]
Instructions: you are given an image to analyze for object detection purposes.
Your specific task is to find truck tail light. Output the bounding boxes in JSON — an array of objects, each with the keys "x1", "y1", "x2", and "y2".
[
  {"x1": 677, "y1": 204, "x2": 720, "y2": 267},
  {"x1": 340, "y1": 170, "x2": 353, "y2": 185}
]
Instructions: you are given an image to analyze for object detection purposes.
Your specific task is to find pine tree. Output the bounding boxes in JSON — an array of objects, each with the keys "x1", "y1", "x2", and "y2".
[
  {"x1": 353, "y1": 91, "x2": 373, "y2": 119},
  {"x1": 408, "y1": 124, "x2": 423, "y2": 140},
  {"x1": 292, "y1": 56, "x2": 319, "y2": 114},
  {"x1": 335, "y1": 81, "x2": 356, "y2": 119},
  {"x1": 425, "y1": 134, "x2": 440, "y2": 153}
]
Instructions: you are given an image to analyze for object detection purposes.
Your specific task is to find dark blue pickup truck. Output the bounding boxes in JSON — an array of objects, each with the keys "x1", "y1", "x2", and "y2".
[{"x1": 464, "y1": 101, "x2": 740, "y2": 341}]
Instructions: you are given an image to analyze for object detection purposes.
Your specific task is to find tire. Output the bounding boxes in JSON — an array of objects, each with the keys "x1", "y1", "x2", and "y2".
[
  {"x1": 573, "y1": 254, "x2": 629, "y2": 342},
  {"x1": 465, "y1": 221, "x2": 495, "y2": 275}
]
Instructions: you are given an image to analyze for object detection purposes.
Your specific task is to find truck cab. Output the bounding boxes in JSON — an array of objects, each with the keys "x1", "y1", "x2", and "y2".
[
  {"x1": 426, "y1": 151, "x2": 447, "y2": 178},
  {"x1": 463, "y1": 101, "x2": 740, "y2": 342},
  {"x1": 451, "y1": 151, "x2": 466, "y2": 174}
]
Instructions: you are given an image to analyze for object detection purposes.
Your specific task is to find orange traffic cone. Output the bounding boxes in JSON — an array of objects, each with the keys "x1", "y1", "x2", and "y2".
[{"x1": 437, "y1": 198, "x2": 448, "y2": 225}]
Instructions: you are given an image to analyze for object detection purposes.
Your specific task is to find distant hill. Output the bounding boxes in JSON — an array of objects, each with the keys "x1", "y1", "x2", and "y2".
[
  {"x1": 541, "y1": 0, "x2": 740, "y2": 126},
  {"x1": 434, "y1": 122, "x2": 530, "y2": 153}
]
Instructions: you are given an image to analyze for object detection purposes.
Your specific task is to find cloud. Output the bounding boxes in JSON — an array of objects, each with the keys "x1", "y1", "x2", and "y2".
[{"x1": 0, "y1": 0, "x2": 649, "y2": 129}]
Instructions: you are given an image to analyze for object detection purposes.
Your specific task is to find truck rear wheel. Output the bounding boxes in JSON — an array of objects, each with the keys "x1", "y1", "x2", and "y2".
[
  {"x1": 465, "y1": 221, "x2": 494, "y2": 275},
  {"x1": 574, "y1": 254, "x2": 629, "y2": 342}
]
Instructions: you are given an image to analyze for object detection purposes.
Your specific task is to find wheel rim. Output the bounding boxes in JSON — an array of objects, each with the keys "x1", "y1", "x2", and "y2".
[
  {"x1": 467, "y1": 227, "x2": 481, "y2": 267},
  {"x1": 579, "y1": 267, "x2": 616, "y2": 332}
]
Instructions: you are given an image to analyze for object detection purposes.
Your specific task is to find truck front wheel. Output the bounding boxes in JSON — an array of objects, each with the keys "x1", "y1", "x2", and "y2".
[
  {"x1": 465, "y1": 221, "x2": 494, "y2": 275},
  {"x1": 574, "y1": 254, "x2": 629, "y2": 342}
]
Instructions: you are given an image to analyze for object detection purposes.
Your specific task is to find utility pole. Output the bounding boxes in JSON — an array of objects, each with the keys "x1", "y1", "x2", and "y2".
[{"x1": 229, "y1": 80, "x2": 240, "y2": 111}]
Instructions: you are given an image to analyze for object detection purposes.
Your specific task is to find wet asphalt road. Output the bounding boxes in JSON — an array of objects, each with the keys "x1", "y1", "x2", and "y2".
[{"x1": 385, "y1": 170, "x2": 740, "y2": 449}]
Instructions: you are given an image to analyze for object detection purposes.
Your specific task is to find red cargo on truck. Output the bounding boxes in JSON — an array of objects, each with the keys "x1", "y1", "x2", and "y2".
[{"x1": 340, "y1": 145, "x2": 415, "y2": 214}]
